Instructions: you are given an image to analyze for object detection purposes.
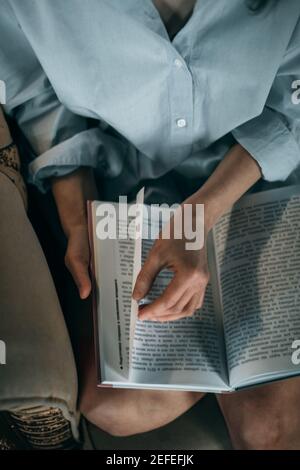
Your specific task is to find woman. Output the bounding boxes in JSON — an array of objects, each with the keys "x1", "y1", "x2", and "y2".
[{"x1": 1, "y1": 0, "x2": 300, "y2": 449}]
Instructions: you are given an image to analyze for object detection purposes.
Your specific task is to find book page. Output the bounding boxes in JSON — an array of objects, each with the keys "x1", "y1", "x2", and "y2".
[
  {"x1": 128, "y1": 188, "x2": 145, "y2": 367},
  {"x1": 92, "y1": 201, "x2": 136, "y2": 383},
  {"x1": 212, "y1": 186, "x2": 300, "y2": 388},
  {"x1": 129, "y1": 205, "x2": 229, "y2": 391}
]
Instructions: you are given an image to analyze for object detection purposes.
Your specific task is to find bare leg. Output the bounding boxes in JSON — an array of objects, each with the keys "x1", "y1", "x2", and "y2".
[
  {"x1": 217, "y1": 378, "x2": 300, "y2": 450},
  {"x1": 76, "y1": 299, "x2": 204, "y2": 437},
  {"x1": 80, "y1": 375, "x2": 204, "y2": 437}
]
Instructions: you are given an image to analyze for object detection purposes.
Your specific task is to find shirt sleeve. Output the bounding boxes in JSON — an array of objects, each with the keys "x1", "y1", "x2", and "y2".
[
  {"x1": 9, "y1": 92, "x2": 113, "y2": 192},
  {"x1": 1, "y1": 0, "x2": 120, "y2": 193},
  {"x1": 232, "y1": 20, "x2": 300, "y2": 182},
  {"x1": 18, "y1": 96, "x2": 126, "y2": 193}
]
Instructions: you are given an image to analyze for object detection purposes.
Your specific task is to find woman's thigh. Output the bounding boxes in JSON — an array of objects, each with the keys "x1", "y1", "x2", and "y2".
[
  {"x1": 217, "y1": 377, "x2": 300, "y2": 449},
  {"x1": 74, "y1": 295, "x2": 204, "y2": 437},
  {"x1": 0, "y1": 173, "x2": 77, "y2": 431},
  {"x1": 79, "y1": 342, "x2": 204, "y2": 437}
]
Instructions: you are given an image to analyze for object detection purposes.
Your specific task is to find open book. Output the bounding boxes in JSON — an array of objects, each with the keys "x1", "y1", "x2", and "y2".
[{"x1": 88, "y1": 185, "x2": 300, "y2": 392}]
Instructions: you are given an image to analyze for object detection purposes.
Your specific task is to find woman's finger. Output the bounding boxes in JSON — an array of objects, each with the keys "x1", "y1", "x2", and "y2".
[
  {"x1": 138, "y1": 273, "x2": 189, "y2": 319},
  {"x1": 139, "y1": 284, "x2": 192, "y2": 320},
  {"x1": 139, "y1": 264, "x2": 207, "y2": 319},
  {"x1": 169, "y1": 286, "x2": 202, "y2": 315},
  {"x1": 65, "y1": 250, "x2": 91, "y2": 299},
  {"x1": 196, "y1": 288, "x2": 206, "y2": 309},
  {"x1": 133, "y1": 249, "x2": 164, "y2": 300},
  {"x1": 150, "y1": 294, "x2": 201, "y2": 323}
]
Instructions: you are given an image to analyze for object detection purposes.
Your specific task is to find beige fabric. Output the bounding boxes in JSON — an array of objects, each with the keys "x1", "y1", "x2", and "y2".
[{"x1": 0, "y1": 172, "x2": 79, "y2": 439}]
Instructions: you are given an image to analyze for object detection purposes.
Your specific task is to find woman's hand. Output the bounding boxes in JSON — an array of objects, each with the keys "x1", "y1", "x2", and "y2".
[
  {"x1": 133, "y1": 204, "x2": 210, "y2": 322},
  {"x1": 64, "y1": 224, "x2": 91, "y2": 299},
  {"x1": 52, "y1": 167, "x2": 98, "y2": 299},
  {"x1": 133, "y1": 144, "x2": 262, "y2": 322}
]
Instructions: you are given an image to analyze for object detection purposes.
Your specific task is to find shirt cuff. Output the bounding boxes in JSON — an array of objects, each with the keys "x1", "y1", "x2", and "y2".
[
  {"x1": 28, "y1": 127, "x2": 126, "y2": 192},
  {"x1": 232, "y1": 107, "x2": 300, "y2": 182}
]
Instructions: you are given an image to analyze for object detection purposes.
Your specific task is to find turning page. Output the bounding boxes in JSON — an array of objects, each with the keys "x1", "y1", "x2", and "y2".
[
  {"x1": 128, "y1": 203, "x2": 229, "y2": 392},
  {"x1": 89, "y1": 199, "x2": 136, "y2": 385}
]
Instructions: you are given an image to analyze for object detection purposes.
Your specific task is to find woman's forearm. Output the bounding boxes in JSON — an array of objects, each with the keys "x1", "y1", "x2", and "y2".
[
  {"x1": 51, "y1": 167, "x2": 99, "y2": 299},
  {"x1": 134, "y1": 144, "x2": 262, "y2": 321},
  {"x1": 188, "y1": 144, "x2": 262, "y2": 232},
  {"x1": 51, "y1": 167, "x2": 98, "y2": 238}
]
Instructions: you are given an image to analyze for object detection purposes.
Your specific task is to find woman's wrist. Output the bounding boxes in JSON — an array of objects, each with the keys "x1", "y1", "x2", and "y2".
[
  {"x1": 185, "y1": 191, "x2": 220, "y2": 238},
  {"x1": 186, "y1": 144, "x2": 262, "y2": 235},
  {"x1": 184, "y1": 180, "x2": 227, "y2": 236},
  {"x1": 51, "y1": 167, "x2": 98, "y2": 238}
]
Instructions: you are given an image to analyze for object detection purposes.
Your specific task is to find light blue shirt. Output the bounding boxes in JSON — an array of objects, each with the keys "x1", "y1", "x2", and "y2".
[{"x1": 1, "y1": 0, "x2": 300, "y2": 193}]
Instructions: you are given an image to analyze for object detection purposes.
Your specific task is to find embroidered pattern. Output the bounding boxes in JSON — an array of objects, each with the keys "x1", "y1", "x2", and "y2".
[
  {"x1": 0, "y1": 142, "x2": 20, "y2": 172},
  {"x1": 9, "y1": 407, "x2": 76, "y2": 449}
]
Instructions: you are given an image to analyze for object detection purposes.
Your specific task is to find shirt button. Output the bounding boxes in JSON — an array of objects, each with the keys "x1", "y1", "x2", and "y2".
[
  {"x1": 174, "y1": 58, "x2": 183, "y2": 68},
  {"x1": 176, "y1": 118, "x2": 187, "y2": 128}
]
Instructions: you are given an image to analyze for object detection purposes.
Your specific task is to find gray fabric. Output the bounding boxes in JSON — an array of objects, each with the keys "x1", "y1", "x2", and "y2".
[{"x1": 0, "y1": 172, "x2": 79, "y2": 440}]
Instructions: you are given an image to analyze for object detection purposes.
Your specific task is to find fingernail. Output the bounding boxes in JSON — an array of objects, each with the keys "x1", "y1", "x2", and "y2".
[
  {"x1": 80, "y1": 287, "x2": 90, "y2": 300},
  {"x1": 139, "y1": 315, "x2": 148, "y2": 321}
]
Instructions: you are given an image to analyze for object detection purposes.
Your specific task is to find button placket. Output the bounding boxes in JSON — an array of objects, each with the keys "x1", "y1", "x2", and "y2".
[
  {"x1": 167, "y1": 49, "x2": 194, "y2": 163},
  {"x1": 176, "y1": 118, "x2": 187, "y2": 128},
  {"x1": 174, "y1": 58, "x2": 184, "y2": 69}
]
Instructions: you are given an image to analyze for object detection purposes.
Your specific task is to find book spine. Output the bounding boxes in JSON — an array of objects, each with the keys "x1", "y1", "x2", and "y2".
[{"x1": 87, "y1": 200, "x2": 105, "y2": 386}]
